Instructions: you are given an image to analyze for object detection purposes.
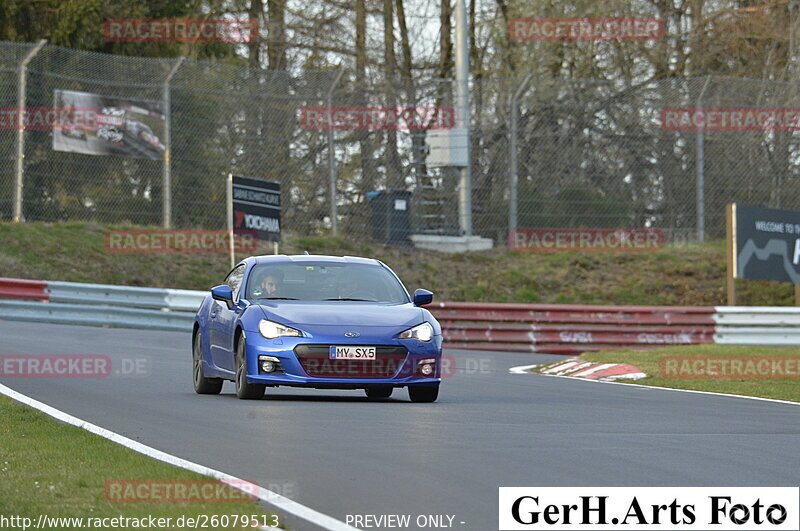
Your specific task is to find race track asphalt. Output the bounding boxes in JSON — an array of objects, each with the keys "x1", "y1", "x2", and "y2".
[{"x1": 1, "y1": 320, "x2": 799, "y2": 530}]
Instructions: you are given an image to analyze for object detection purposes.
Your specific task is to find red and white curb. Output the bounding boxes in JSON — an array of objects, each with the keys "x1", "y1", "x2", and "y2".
[
  {"x1": 536, "y1": 357, "x2": 646, "y2": 381},
  {"x1": 509, "y1": 362, "x2": 800, "y2": 407}
]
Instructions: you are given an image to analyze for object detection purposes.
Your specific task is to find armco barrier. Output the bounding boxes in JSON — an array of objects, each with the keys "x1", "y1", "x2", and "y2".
[
  {"x1": 713, "y1": 307, "x2": 800, "y2": 326},
  {"x1": 431, "y1": 302, "x2": 718, "y2": 354},
  {"x1": 0, "y1": 300, "x2": 194, "y2": 332},
  {"x1": 0, "y1": 277, "x2": 201, "y2": 332},
  {"x1": 0, "y1": 278, "x2": 48, "y2": 301},
  {"x1": 0, "y1": 278, "x2": 798, "y2": 350},
  {"x1": 48, "y1": 281, "x2": 173, "y2": 309},
  {"x1": 165, "y1": 289, "x2": 207, "y2": 312}
]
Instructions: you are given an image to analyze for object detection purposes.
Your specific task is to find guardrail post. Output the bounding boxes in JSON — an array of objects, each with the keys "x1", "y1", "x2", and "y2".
[{"x1": 12, "y1": 39, "x2": 47, "y2": 223}]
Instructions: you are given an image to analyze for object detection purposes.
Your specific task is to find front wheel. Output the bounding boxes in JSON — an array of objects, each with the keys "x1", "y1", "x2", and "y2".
[
  {"x1": 235, "y1": 339, "x2": 265, "y2": 400},
  {"x1": 193, "y1": 332, "x2": 222, "y2": 395},
  {"x1": 408, "y1": 384, "x2": 439, "y2": 403}
]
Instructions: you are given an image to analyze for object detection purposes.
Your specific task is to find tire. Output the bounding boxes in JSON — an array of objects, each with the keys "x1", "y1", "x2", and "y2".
[
  {"x1": 408, "y1": 384, "x2": 439, "y2": 403},
  {"x1": 193, "y1": 332, "x2": 222, "y2": 395},
  {"x1": 235, "y1": 338, "x2": 265, "y2": 400},
  {"x1": 365, "y1": 386, "x2": 393, "y2": 399}
]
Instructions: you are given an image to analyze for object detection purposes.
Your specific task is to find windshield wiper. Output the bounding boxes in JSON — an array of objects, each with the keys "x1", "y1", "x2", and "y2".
[
  {"x1": 324, "y1": 297, "x2": 376, "y2": 302},
  {"x1": 255, "y1": 297, "x2": 298, "y2": 300}
]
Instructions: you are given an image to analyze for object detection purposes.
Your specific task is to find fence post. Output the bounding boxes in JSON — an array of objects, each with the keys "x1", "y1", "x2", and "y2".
[
  {"x1": 455, "y1": 0, "x2": 472, "y2": 236},
  {"x1": 509, "y1": 75, "x2": 532, "y2": 236},
  {"x1": 326, "y1": 68, "x2": 345, "y2": 237},
  {"x1": 695, "y1": 76, "x2": 711, "y2": 243},
  {"x1": 13, "y1": 39, "x2": 47, "y2": 223},
  {"x1": 162, "y1": 56, "x2": 185, "y2": 229}
]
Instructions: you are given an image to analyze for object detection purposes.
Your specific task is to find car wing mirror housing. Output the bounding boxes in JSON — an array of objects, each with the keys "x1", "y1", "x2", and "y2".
[
  {"x1": 211, "y1": 284, "x2": 234, "y2": 309},
  {"x1": 413, "y1": 288, "x2": 434, "y2": 306}
]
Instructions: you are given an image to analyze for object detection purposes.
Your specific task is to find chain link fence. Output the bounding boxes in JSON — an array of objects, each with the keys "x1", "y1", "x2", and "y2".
[
  {"x1": 499, "y1": 76, "x2": 800, "y2": 244},
  {"x1": 3, "y1": 41, "x2": 800, "y2": 248}
]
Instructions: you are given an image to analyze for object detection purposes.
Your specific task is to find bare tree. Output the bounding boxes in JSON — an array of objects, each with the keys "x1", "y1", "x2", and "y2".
[{"x1": 384, "y1": 0, "x2": 404, "y2": 188}]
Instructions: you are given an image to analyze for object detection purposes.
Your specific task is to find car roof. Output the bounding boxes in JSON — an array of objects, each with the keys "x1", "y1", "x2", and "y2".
[{"x1": 249, "y1": 254, "x2": 382, "y2": 267}]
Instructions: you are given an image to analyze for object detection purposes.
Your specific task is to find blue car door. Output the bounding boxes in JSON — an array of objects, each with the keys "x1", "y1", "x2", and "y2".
[{"x1": 209, "y1": 264, "x2": 246, "y2": 373}]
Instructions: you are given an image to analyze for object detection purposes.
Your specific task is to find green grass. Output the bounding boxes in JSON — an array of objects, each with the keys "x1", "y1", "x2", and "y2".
[
  {"x1": 575, "y1": 345, "x2": 800, "y2": 403},
  {"x1": 0, "y1": 221, "x2": 798, "y2": 305},
  {"x1": 0, "y1": 396, "x2": 281, "y2": 530}
]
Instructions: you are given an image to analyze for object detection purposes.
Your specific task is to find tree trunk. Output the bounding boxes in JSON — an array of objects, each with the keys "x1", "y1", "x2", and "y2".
[
  {"x1": 384, "y1": 0, "x2": 404, "y2": 189},
  {"x1": 356, "y1": 0, "x2": 376, "y2": 196},
  {"x1": 397, "y1": 0, "x2": 428, "y2": 186},
  {"x1": 267, "y1": 0, "x2": 286, "y2": 70},
  {"x1": 265, "y1": 0, "x2": 293, "y2": 217}
]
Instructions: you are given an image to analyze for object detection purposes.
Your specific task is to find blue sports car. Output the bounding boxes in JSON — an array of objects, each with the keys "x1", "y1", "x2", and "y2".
[{"x1": 192, "y1": 254, "x2": 442, "y2": 402}]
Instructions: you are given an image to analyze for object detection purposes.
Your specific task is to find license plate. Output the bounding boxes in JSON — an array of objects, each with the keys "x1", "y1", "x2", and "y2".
[{"x1": 329, "y1": 346, "x2": 376, "y2": 360}]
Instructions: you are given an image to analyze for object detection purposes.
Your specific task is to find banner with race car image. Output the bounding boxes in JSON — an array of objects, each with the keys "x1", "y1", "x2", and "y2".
[{"x1": 52, "y1": 89, "x2": 165, "y2": 160}]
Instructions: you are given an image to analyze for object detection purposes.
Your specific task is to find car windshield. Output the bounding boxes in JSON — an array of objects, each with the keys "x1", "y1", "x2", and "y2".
[{"x1": 245, "y1": 262, "x2": 409, "y2": 303}]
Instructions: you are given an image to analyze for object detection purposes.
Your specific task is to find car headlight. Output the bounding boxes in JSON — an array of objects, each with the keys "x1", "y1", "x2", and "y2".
[
  {"x1": 399, "y1": 322, "x2": 434, "y2": 342},
  {"x1": 258, "y1": 319, "x2": 303, "y2": 339}
]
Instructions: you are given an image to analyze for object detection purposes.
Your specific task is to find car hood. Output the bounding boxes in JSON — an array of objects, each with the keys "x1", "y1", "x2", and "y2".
[{"x1": 255, "y1": 301, "x2": 423, "y2": 328}]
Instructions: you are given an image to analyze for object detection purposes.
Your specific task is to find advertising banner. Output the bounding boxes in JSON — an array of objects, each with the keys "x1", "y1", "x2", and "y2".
[{"x1": 52, "y1": 89, "x2": 165, "y2": 160}]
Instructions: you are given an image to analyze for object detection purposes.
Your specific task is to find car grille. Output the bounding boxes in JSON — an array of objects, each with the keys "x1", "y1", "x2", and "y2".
[{"x1": 294, "y1": 345, "x2": 408, "y2": 379}]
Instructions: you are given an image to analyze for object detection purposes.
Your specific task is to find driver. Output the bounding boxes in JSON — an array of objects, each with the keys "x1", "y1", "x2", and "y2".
[{"x1": 252, "y1": 270, "x2": 283, "y2": 298}]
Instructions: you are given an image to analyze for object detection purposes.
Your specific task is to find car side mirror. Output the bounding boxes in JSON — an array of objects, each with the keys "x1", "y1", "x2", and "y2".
[
  {"x1": 413, "y1": 288, "x2": 434, "y2": 306},
  {"x1": 211, "y1": 284, "x2": 234, "y2": 309}
]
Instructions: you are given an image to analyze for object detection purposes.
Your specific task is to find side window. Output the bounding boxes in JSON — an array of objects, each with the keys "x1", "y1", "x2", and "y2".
[{"x1": 224, "y1": 265, "x2": 246, "y2": 301}]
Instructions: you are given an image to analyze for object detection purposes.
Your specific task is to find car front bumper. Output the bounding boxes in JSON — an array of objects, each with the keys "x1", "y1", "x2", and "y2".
[{"x1": 243, "y1": 334, "x2": 443, "y2": 388}]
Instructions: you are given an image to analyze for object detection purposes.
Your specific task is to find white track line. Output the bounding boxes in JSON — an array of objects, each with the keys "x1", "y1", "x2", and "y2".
[
  {"x1": 0, "y1": 383, "x2": 357, "y2": 531},
  {"x1": 601, "y1": 372, "x2": 648, "y2": 381},
  {"x1": 509, "y1": 364, "x2": 539, "y2": 374},
  {"x1": 533, "y1": 372, "x2": 800, "y2": 407}
]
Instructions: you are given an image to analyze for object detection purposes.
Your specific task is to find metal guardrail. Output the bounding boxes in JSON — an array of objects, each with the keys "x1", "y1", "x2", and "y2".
[
  {"x1": 48, "y1": 281, "x2": 172, "y2": 309},
  {"x1": 714, "y1": 326, "x2": 800, "y2": 345},
  {"x1": 713, "y1": 307, "x2": 800, "y2": 326},
  {"x1": 0, "y1": 278, "x2": 48, "y2": 301},
  {"x1": 431, "y1": 302, "x2": 719, "y2": 354},
  {"x1": 0, "y1": 300, "x2": 194, "y2": 331},
  {"x1": 0, "y1": 277, "x2": 201, "y2": 332},
  {"x1": 431, "y1": 302, "x2": 800, "y2": 352},
  {"x1": 165, "y1": 289, "x2": 207, "y2": 312},
  {"x1": 0, "y1": 278, "x2": 799, "y2": 350}
]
